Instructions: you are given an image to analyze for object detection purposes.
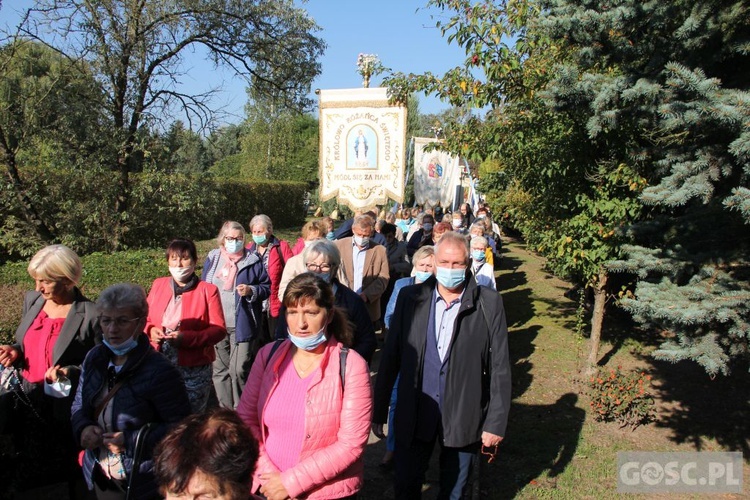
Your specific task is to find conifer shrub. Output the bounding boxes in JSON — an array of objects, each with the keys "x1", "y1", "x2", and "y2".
[{"x1": 588, "y1": 366, "x2": 655, "y2": 429}]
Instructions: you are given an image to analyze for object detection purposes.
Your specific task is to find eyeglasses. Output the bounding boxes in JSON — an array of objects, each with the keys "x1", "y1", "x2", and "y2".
[
  {"x1": 224, "y1": 236, "x2": 243, "y2": 242},
  {"x1": 306, "y1": 263, "x2": 331, "y2": 272},
  {"x1": 481, "y1": 444, "x2": 498, "y2": 464},
  {"x1": 99, "y1": 316, "x2": 142, "y2": 329}
]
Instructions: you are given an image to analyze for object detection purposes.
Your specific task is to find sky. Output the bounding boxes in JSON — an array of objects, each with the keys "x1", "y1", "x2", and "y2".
[{"x1": 0, "y1": 0, "x2": 469, "y2": 126}]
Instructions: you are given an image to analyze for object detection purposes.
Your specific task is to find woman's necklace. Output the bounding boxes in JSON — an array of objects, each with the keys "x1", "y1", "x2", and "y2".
[{"x1": 293, "y1": 353, "x2": 322, "y2": 376}]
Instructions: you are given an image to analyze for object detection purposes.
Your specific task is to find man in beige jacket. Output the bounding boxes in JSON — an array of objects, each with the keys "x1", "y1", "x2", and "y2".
[{"x1": 335, "y1": 214, "x2": 389, "y2": 323}]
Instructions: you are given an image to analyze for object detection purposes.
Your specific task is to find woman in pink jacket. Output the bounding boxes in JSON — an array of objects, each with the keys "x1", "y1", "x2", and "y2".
[{"x1": 237, "y1": 273, "x2": 372, "y2": 500}]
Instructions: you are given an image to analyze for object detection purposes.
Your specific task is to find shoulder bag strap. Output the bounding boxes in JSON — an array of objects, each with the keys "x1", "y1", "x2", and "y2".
[
  {"x1": 265, "y1": 339, "x2": 284, "y2": 369},
  {"x1": 339, "y1": 347, "x2": 349, "y2": 390},
  {"x1": 274, "y1": 243, "x2": 286, "y2": 268},
  {"x1": 93, "y1": 349, "x2": 149, "y2": 421}
]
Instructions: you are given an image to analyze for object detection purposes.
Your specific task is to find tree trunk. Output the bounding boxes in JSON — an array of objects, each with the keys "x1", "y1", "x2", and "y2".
[
  {"x1": 585, "y1": 270, "x2": 608, "y2": 376},
  {"x1": 0, "y1": 130, "x2": 56, "y2": 243}
]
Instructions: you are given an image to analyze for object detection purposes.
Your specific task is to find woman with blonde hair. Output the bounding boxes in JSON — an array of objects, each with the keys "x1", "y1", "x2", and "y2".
[{"x1": 0, "y1": 244, "x2": 99, "y2": 492}]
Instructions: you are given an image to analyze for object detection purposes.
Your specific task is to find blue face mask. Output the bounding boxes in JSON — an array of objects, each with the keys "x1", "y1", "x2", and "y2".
[
  {"x1": 102, "y1": 335, "x2": 139, "y2": 356},
  {"x1": 252, "y1": 234, "x2": 268, "y2": 245},
  {"x1": 287, "y1": 328, "x2": 328, "y2": 352},
  {"x1": 314, "y1": 271, "x2": 331, "y2": 283},
  {"x1": 225, "y1": 240, "x2": 243, "y2": 253},
  {"x1": 436, "y1": 266, "x2": 466, "y2": 289},
  {"x1": 326, "y1": 231, "x2": 335, "y2": 241},
  {"x1": 415, "y1": 270, "x2": 433, "y2": 283},
  {"x1": 472, "y1": 250, "x2": 486, "y2": 262}
]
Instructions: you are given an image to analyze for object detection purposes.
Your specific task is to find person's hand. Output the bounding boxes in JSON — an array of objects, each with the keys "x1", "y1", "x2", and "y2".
[
  {"x1": 259, "y1": 472, "x2": 290, "y2": 500},
  {"x1": 0, "y1": 345, "x2": 19, "y2": 367},
  {"x1": 44, "y1": 364, "x2": 69, "y2": 383},
  {"x1": 150, "y1": 327, "x2": 166, "y2": 344},
  {"x1": 164, "y1": 329, "x2": 182, "y2": 348},
  {"x1": 371, "y1": 423, "x2": 385, "y2": 440},
  {"x1": 81, "y1": 425, "x2": 104, "y2": 449},
  {"x1": 236, "y1": 284, "x2": 252, "y2": 297},
  {"x1": 359, "y1": 293, "x2": 368, "y2": 303},
  {"x1": 102, "y1": 431, "x2": 124, "y2": 455},
  {"x1": 481, "y1": 431, "x2": 503, "y2": 448}
]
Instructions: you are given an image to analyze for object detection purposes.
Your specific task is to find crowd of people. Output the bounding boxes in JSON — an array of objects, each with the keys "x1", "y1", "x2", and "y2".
[{"x1": 0, "y1": 202, "x2": 509, "y2": 500}]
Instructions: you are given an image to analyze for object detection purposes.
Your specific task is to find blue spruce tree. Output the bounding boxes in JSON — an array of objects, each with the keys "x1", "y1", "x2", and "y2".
[{"x1": 541, "y1": 0, "x2": 750, "y2": 375}]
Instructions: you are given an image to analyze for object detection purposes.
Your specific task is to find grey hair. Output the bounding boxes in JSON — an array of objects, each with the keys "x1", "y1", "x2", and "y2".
[
  {"x1": 435, "y1": 231, "x2": 470, "y2": 265},
  {"x1": 216, "y1": 221, "x2": 246, "y2": 246},
  {"x1": 249, "y1": 214, "x2": 273, "y2": 235},
  {"x1": 470, "y1": 236, "x2": 488, "y2": 249},
  {"x1": 97, "y1": 283, "x2": 149, "y2": 317},
  {"x1": 469, "y1": 222, "x2": 486, "y2": 235},
  {"x1": 302, "y1": 239, "x2": 341, "y2": 274},
  {"x1": 352, "y1": 214, "x2": 375, "y2": 231}
]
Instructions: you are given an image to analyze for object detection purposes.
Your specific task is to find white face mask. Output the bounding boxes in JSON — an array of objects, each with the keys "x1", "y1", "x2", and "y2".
[
  {"x1": 169, "y1": 265, "x2": 195, "y2": 283},
  {"x1": 353, "y1": 235, "x2": 370, "y2": 248}
]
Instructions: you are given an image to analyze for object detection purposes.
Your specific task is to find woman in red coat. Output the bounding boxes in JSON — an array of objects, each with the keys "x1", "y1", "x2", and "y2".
[
  {"x1": 145, "y1": 238, "x2": 227, "y2": 413},
  {"x1": 246, "y1": 214, "x2": 293, "y2": 340}
]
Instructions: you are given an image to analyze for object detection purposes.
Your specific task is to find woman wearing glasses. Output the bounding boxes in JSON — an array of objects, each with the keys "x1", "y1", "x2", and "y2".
[
  {"x1": 0, "y1": 245, "x2": 99, "y2": 492},
  {"x1": 73, "y1": 283, "x2": 191, "y2": 499},
  {"x1": 275, "y1": 240, "x2": 376, "y2": 364},
  {"x1": 146, "y1": 238, "x2": 227, "y2": 413},
  {"x1": 202, "y1": 222, "x2": 271, "y2": 409}
]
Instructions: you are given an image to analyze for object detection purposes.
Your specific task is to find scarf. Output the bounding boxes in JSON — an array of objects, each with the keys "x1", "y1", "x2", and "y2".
[
  {"x1": 219, "y1": 247, "x2": 245, "y2": 291},
  {"x1": 172, "y1": 274, "x2": 199, "y2": 296}
]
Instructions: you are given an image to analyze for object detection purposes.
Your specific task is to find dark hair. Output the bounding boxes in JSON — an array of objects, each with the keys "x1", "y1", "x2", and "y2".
[
  {"x1": 283, "y1": 273, "x2": 353, "y2": 347},
  {"x1": 165, "y1": 238, "x2": 197, "y2": 262},
  {"x1": 381, "y1": 222, "x2": 397, "y2": 237},
  {"x1": 154, "y1": 408, "x2": 259, "y2": 499}
]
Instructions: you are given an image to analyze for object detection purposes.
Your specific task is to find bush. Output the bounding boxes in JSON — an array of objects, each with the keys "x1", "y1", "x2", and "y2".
[
  {"x1": 588, "y1": 366, "x2": 655, "y2": 429},
  {"x1": 0, "y1": 166, "x2": 307, "y2": 259}
]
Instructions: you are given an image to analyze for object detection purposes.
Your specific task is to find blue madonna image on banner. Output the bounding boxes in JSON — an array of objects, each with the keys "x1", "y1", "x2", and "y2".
[{"x1": 347, "y1": 126, "x2": 377, "y2": 169}]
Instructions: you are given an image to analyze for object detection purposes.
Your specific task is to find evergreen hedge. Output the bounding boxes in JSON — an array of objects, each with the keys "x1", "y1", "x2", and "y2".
[{"x1": 0, "y1": 167, "x2": 307, "y2": 258}]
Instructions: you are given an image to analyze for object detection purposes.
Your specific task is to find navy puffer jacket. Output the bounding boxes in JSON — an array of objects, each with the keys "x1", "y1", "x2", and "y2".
[{"x1": 71, "y1": 334, "x2": 191, "y2": 499}]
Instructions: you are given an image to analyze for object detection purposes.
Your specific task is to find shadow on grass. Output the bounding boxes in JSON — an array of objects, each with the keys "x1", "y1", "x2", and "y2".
[
  {"x1": 646, "y1": 358, "x2": 750, "y2": 456},
  {"x1": 497, "y1": 254, "x2": 526, "y2": 292},
  {"x1": 480, "y1": 393, "x2": 585, "y2": 498},
  {"x1": 508, "y1": 324, "x2": 540, "y2": 399}
]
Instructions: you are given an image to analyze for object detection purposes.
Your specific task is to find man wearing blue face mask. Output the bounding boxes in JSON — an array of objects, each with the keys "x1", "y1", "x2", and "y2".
[{"x1": 373, "y1": 231, "x2": 511, "y2": 500}]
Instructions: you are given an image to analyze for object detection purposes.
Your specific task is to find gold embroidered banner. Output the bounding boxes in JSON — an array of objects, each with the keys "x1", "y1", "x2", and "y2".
[{"x1": 318, "y1": 88, "x2": 407, "y2": 211}]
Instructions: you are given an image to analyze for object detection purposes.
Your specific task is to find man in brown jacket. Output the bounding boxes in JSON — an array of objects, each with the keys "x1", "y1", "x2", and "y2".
[{"x1": 335, "y1": 214, "x2": 390, "y2": 323}]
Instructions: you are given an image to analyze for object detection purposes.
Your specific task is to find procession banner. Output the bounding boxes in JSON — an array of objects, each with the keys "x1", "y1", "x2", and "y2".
[
  {"x1": 413, "y1": 137, "x2": 461, "y2": 208},
  {"x1": 319, "y1": 88, "x2": 407, "y2": 211}
]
